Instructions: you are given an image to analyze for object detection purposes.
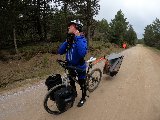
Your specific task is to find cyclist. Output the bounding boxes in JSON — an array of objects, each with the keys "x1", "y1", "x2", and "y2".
[{"x1": 58, "y1": 20, "x2": 88, "y2": 107}]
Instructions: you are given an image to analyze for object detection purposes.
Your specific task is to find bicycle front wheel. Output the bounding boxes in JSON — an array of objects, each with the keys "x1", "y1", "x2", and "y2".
[
  {"x1": 87, "y1": 68, "x2": 102, "y2": 92},
  {"x1": 43, "y1": 84, "x2": 66, "y2": 115}
]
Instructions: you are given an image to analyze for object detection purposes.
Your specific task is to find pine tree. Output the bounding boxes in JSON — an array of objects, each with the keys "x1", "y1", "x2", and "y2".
[{"x1": 109, "y1": 10, "x2": 128, "y2": 46}]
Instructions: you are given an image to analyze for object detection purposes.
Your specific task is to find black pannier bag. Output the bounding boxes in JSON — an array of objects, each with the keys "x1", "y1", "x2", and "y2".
[
  {"x1": 45, "y1": 74, "x2": 62, "y2": 101},
  {"x1": 54, "y1": 86, "x2": 76, "y2": 112},
  {"x1": 45, "y1": 74, "x2": 62, "y2": 90},
  {"x1": 103, "y1": 53, "x2": 124, "y2": 77}
]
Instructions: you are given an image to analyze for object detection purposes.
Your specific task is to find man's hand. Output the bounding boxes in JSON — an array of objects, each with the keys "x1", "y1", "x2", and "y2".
[
  {"x1": 66, "y1": 39, "x2": 73, "y2": 44},
  {"x1": 66, "y1": 33, "x2": 75, "y2": 44},
  {"x1": 75, "y1": 30, "x2": 80, "y2": 36}
]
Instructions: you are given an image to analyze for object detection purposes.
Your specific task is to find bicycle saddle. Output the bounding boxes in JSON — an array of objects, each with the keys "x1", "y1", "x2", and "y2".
[{"x1": 86, "y1": 57, "x2": 96, "y2": 63}]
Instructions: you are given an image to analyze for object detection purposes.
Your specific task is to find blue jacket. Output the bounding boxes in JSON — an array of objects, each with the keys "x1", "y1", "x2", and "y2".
[{"x1": 58, "y1": 35, "x2": 88, "y2": 70}]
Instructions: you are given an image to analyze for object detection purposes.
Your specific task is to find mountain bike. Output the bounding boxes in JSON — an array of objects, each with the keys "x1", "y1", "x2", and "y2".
[{"x1": 43, "y1": 58, "x2": 102, "y2": 114}]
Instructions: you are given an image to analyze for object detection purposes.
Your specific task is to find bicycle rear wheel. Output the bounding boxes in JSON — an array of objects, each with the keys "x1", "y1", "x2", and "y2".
[
  {"x1": 43, "y1": 84, "x2": 66, "y2": 115},
  {"x1": 87, "y1": 68, "x2": 102, "y2": 92}
]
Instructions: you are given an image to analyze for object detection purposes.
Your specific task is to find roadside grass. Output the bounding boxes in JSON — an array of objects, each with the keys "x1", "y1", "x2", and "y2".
[
  {"x1": 144, "y1": 44, "x2": 160, "y2": 55},
  {"x1": 0, "y1": 41, "x2": 124, "y2": 92}
]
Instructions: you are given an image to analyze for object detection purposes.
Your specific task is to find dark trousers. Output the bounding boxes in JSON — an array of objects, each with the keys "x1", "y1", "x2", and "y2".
[{"x1": 69, "y1": 70, "x2": 86, "y2": 99}]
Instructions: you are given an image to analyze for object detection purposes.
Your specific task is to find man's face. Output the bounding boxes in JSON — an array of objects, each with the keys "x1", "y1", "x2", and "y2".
[{"x1": 68, "y1": 24, "x2": 76, "y2": 33}]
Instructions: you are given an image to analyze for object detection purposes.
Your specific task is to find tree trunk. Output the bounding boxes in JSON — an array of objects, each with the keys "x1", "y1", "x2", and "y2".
[
  {"x1": 43, "y1": 22, "x2": 47, "y2": 41},
  {"x1": 60, "y1": 23, "x2": 63, "y2": 41},
  {"x1": 86, "y1": 24, "x2": 91, "y2": 46},
  {"x1": 43, "y1": 0, "x2": 47, "y2": 41},
  {"x1": 13, "y1": 27, "x2": 18, "y2": 54},
  {"x1": 37, "y1": 0, "x2": 43, "y2": 41},
  {"x1": 86, "y1": 0, "x2": 91, "y2": 47},
  {"x1": 64, "y1": 1, "x2": 68, "y2": 24}
]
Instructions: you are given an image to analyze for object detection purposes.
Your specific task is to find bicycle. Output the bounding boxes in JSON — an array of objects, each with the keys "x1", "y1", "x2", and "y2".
[{"x1": 43, "y1": 58, "x2": 102, "y2": 114}]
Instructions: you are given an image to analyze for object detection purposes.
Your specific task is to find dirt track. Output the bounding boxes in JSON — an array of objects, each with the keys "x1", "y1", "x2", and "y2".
[{"x1": 1, "y1": 44, "x2": 160, "y2": 120}]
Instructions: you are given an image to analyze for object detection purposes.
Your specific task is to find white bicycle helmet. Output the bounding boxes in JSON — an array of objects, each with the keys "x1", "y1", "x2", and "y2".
[{"x1": 68, "y1": 20, "x2": 83, "y2": 32}]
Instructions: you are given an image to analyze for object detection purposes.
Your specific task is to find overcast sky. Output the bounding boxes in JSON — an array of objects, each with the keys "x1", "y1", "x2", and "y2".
[{"x1": 94, "y1": 0, "x2": 160, "y2": 38}]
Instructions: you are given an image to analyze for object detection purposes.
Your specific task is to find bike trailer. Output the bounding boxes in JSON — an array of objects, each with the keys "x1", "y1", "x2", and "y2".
[{"x1": 103, "y1": 53, "x2": 124, "y2": 76}]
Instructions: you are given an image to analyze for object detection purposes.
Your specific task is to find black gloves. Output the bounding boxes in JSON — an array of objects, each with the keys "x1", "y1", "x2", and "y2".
[
  {"x1": 66, "y1": 33, "x2": 75, "y2": 50},
  {"x1": 66, "y1": 33, "x2": 75, "y2": 44}
]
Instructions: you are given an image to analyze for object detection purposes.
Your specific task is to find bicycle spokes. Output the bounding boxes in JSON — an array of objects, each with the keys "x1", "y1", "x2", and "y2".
[
  {"x1": 87, "y1": 68, "x2": 102, "y2": 92},
  {"x1": 46, "y1": 97, "x2": 58, "y2": 111}
]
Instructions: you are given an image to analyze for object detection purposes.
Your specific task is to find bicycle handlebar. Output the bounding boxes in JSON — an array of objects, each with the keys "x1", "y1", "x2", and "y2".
[
  {"x1": 66, "y1": 66, "x2": 85, "y2": 72},
  {"x1": 57, "y1": 59, "x2": 66, "y2": 68},
  {"x1": 57, "y1": 59, "x2": 85, "y2": 72}
]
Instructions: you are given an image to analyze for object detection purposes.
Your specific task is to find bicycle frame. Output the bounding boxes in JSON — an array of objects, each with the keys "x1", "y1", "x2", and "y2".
[
  {"x1": 59, "y1": 58, "x2": 105, "y2": 89},
  {"x1": 61, "y1": 68, "x2": 79, "y2": 87},
  {"x1": 87, "y1": 56, "x2": 108, "y2": 72},
  {"x1": 61, "y1": 61, "x2": 94, "y2": 87}
]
